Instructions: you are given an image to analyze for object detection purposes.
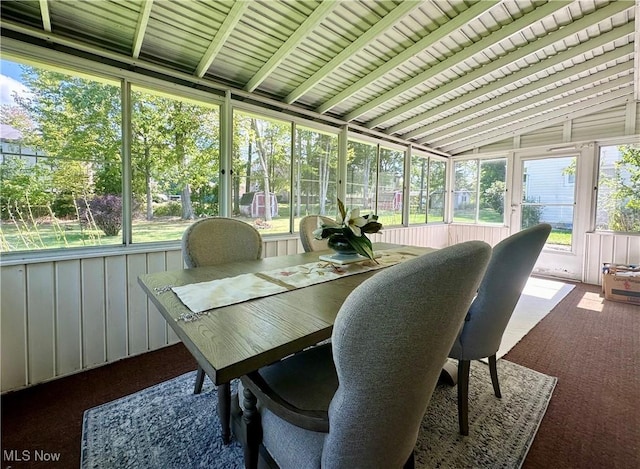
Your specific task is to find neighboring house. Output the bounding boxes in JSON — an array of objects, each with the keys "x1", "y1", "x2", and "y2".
[
  {"x1": 523, "y1": 158, "x2": 575, "y2": 229},
  {"x1": 0, "y1": 123, "x2": 41, "y2": 165}
]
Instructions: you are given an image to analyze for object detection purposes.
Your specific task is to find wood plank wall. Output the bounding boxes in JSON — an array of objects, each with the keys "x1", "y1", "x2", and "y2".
[
  {"x1": 3, "y1": 225, "x2": 636, "y2": 393},
  {"x1": 583, "y1": 232, "x2": 640, "y2": 285}
]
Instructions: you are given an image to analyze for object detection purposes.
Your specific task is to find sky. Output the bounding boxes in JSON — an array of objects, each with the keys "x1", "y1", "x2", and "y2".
[{"x1": 0, "y1": 59, "x2": 28, "y2": 106}]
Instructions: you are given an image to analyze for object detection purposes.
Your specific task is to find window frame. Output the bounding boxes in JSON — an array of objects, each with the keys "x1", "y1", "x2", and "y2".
[
  {"x1": 593, "y1": 142, "x2": 640, "y2": 234},
  {"x1": 450, "y1": 156, "x2": 508, "y2": 226},
  {"x1": 0, "y1": 50, "x2": 449, "y2": 261}
]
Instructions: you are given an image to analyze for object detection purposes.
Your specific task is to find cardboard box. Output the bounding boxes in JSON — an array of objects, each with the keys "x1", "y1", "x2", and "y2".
[{"x1": 602, "y1": 264, "x2": 640, "y2": 305}]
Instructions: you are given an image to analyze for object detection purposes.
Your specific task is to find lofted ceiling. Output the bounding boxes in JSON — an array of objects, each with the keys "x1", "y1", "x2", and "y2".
[{"x1": 1, "y1": 0, "x2": 638, "y2": 156}]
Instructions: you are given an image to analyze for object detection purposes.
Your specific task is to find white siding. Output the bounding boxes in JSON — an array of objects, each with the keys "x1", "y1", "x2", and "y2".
[
  {"x1": 572, "y1": 106, "x2": 628, "y2": 142},
  {"x1": 520, "y1": 126, "x2": 565, "y2": 148}
]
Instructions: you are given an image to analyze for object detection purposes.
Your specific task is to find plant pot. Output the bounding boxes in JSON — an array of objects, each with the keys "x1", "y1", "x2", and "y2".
[{"x1": 327, "y1": 234, "x2": 357, "y2": 256}]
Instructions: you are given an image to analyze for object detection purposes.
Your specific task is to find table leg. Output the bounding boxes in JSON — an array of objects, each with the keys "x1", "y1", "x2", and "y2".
[
  {"x1": 218, "y1": 382, "x2": 231, "y2": 444},
  {"x1": 242, "y1": 387, "x2": 261, "y2": 469}
]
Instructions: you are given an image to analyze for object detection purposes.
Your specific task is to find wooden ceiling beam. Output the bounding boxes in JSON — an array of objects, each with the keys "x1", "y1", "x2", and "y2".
[
  {"x1": 132, "y1": 0, "x2": 153, "y2": 59},
  {"x1": 441, "y1": 87, "x2": 633, "y2": 153},
  {"x1": 245, "y1": 1, "x2": 338, "y2": 92},
  {"x1": 634, "y1": 0, "x2": 640, "y2": 100},
  {"x1": 400, "y1": 34, "x2": 635, "y2": 141},
  {"x1": 315, "y1": 1, "x2": 499, "y2": 115},
  {"x1": 195, "y1": 1, "x2": 250, "y2": 78},
  {"x1": 425, "y1": 71, "x2": 633, "y2": 146},
  {"x1": 284, "y1": 0, "x2": 420, "y2": 104},
  {"x1": 345, "y1": 1, "x2": 572, "y2": 123},
  {"x1": 364, "y1": 0, "x2": 631, "y2": 130},
  {"x1": 39, "y1": 0, "x2": 51, "y2": 32}
]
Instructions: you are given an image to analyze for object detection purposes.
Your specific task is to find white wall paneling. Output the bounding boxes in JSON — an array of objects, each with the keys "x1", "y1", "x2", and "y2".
[
  {"x1": 447, "y1": 224, "x2": 510, "y2": 247},
  {"x1": 584, "y1": 232, "x2": 640, "y2": 285},
  {"x1": 1, "y1": 265, "x2": 27, "y2": 391},
  {"x1": 3, "y1": 225, "x2": 639, "y2": 393}
]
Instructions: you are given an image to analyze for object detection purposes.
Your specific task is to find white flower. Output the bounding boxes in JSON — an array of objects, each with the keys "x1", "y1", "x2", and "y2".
[{"x1": 345, "y1": 208, "x2": 367, "y2": 237}]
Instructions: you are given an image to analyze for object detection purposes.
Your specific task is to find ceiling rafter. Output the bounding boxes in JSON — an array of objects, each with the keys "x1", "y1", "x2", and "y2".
[
  {"x1": 195, "y1": 1, "x2": 250, "y2": 78},
  {"x1": 441, "y1": 87, "x2": 634, "y2": 153},
  {"x1": 362, "y1": 0, "x2": 632, "y2": 130},
  {"x1": 412, "y1": 47, "x2": 634, "y2": 142},
  {"x1": 284, "y1": 0, "x2": 421, "y2": 104},
  {"x1": 425, "y1": 69, "x2": 633, "y2": 145},
  {"x1": 244, "y1": 0, "x2": 338, "y2": 92},
  {"x1": 344, "y1": 0, "x2": 571, "y2": 124},
  {"x1": 39, "y1": 0, "x2": 51, "y2": 32},
  {"x1": 314, "y1": 0, "x2": 499, "y2": 115},
  {"x1": 132, "y1": 0, "x2": 153, "y2": 59},
  {"x1": 634, "y1": 0, "x2": 639, "y2": 100},
  {"x1": 398, "y1": 25, "x2": 636, "y2": 140}
]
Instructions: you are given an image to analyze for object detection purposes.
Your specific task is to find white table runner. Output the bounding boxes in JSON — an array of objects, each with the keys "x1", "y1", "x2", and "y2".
[{"x1": 172, "y1": 249, "x2": 419, "y2": 320}]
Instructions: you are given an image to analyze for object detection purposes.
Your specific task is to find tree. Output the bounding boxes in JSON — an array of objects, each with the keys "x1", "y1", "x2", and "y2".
[
  {"x1": 609, "y1": 145, "x2": 640, "y2": 231},
  {"x1": 16, "y1": 67, "x2": 122, "y2": 198},
  {"x1": 347, "y1": 141, "x2": 377, "y2": 209}
]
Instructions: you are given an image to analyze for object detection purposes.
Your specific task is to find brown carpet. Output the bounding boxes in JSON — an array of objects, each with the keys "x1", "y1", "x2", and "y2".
[
  {"x1": 505, "y1": 282, "x2": 640, "y2": 469},
  {"x1": 2, "y1": 282, "x2": 639, "y2": 468}
]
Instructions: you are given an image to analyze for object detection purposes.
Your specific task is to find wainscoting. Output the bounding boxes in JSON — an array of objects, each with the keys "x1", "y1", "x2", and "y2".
[
  {"x1": 2, "y1": 224, "x2": 636, "y2": 393},
  {"x1": 583, "y1": 232, "x2": 640, "y2": 285}
]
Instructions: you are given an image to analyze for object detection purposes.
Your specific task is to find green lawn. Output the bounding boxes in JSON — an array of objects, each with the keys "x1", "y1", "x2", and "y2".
[{"x1": 0, "y1": 208, "x2": 574, "y2": 252}]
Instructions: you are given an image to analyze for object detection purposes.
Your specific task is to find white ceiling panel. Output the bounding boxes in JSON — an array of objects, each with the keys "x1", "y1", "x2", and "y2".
[{"x1": 0, "y1": 0, "x2": 636, "y2": 155}]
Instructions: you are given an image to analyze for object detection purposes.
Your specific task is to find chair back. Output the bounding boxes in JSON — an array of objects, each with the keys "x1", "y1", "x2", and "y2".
[
  {"x1": 450, "y1": 223, "x2": 551, "y2": 360},
  {"x1": 322, "y1": 241, "x2": 491, "y2": 468},
  {"x1": 299, "y1": 215, "x2": 334, "y2": 252},
  {"x1": 181, "y1": 217, "x2": 262, "y2": 268}
]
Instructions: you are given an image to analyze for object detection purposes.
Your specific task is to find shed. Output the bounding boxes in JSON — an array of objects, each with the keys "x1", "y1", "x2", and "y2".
[{"x1": 239, "y1": 191, "x2": 278, "y2": 218}]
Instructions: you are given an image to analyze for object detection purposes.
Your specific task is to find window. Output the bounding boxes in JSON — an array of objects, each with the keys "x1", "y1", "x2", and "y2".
[
  {"x1": 453, "y1": 158, "x2": 506, "y2": 224},
  {"x1": 408, "y1": 155, "x2": 445, "y2": 224},
  {"x1": 520, "y1": 156, "x2": 575, "y2": 249},
  {"x1": 292, "y1": 125, "x2": 338, "y2": 228},
  {"x1": 232, "y1": 111, "x2": 291, "y2": 234},
  {"x1": 377, "y1": 146, "x2": 404, "y2": 226},
  {"x1": 0, "y1": 56, "x2": 451, "y2": 254},
  {"x1": 596, "y1": 144, "x2": 639, "y2": 232},
  {"x1": 346, "y1": 139, "x2": 377, "y2": 212},
  {"x1": 345, "y1": 140, "x2": 405, "y2": 225},
  {"x1": 130, "y1": 87, "x2": 220, "y2": 243},
  {"x1": 1, "y1": 60, "x2": 122, "y2": 252}
]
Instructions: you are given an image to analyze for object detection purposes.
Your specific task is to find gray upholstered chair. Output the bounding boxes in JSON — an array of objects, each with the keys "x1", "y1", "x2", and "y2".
[
  {"x1": 238, "y1": 241, "x2": 491, "y2": 469},
  {"x1": 181, "y1": 217, "x2": 262, "y2": 443},
  {"x1": 299, "y1": 215, "x2": 334, "y2": 252},
  {"x1": 448, "y1": 223, "x2": 551, "y2": 436}
]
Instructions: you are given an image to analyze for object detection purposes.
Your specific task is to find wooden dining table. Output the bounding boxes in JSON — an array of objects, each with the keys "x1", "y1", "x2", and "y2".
[{"x1": 137, "y1": 242, "x2": 434, "y2": 467}]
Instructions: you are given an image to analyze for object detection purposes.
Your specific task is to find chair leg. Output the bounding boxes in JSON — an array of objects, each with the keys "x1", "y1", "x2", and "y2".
[
  {"x1": 488, "y1": 354, "x2": 502, "y2": 398},
  {"x1": 457, "y1": 359, "x2": 470, "y2": 436},
  {"x1": 194, "y1": 366, "x2": 206, "y2": 394},
  {"x1": 403, "y1": 450, "x2": 415, "y2": 469}
]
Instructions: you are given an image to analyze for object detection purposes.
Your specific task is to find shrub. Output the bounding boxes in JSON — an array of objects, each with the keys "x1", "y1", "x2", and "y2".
[
  {"x1": 153, "y1": 201, "x2": 182, "y2": 217},
  {"x1": 521, "y1": 199, "x2": 543, "y2": 229},
  {"x1": 51, "y1": 194, "x2": 77, "y2": 218},
  {"x1": 483, "y1": 180, "x2": 505, "y2": 215},
  {"x1": 78, "y1": 194, "x2": 122, "y2": 236}
]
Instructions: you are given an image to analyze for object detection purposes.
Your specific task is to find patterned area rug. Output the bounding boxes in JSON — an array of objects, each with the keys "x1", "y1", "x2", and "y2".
[{"x1": 81, "y1": 360, "x2": 556, "y2": 469}]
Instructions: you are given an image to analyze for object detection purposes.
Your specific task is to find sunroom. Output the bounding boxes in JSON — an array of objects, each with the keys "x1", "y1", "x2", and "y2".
[{"x1": 1, "y1": 1, "x2": 639, "y2": 468}]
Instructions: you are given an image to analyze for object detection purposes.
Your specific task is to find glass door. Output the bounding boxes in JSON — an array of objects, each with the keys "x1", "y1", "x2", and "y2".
[
  {"x1": 518, "y1": 156, "x2": 576, "y2": 251},
  {"x1": 510, "y1": 153, "x2": 584, "y2": 280}
]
